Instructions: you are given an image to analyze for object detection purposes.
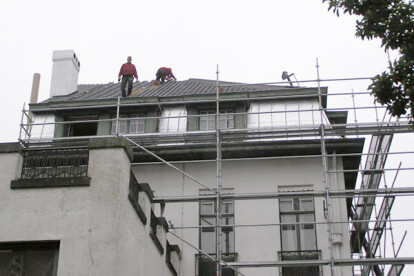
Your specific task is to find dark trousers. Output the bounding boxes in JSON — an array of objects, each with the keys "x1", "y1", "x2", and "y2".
[
  {"x1": 121, "y1": 75, "x2": 133, "y2": 97},
  {"x1": 156, "y1": 69, "x2": 168, "y2": 84}
]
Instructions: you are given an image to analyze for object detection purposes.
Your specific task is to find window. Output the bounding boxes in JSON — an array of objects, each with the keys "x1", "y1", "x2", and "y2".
[
  {"x1": 279, "y1": 197, "x2": 320, "y2": 276},
  {"x1": 129, "y1": 114, "x2": 146, "y2": 134},
  {"x1": 200, "y1": 200, "x2": 234, "y2": 254},
  {"x1": 0, "y1": 242, "x2": 59, "y2": 276},
  {"x1": 111, "y1": 114, "x2": 145, "y2": 134},
  {"x1": 64, "y1": 116, "x2": 98, "y2": 137},
  {"x1": 198, "y1": 190, "x2": 236, "y2": 276},
  {"x1": 111, "y1": 115, "x2": 127, "y2": 134},
  {"x1": 200, "y1": 110, "x2": 234, "y2": 131}
]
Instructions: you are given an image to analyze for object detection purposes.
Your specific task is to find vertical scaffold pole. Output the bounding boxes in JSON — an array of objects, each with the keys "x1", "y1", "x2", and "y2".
[
  {"x1": 351, "y1": 89, "x2": 359, "y2": 138},
  {"x1": 215, "y1": 64, "x2": 223, "y2": 276},
  {"x1": 19, "y1": 103, "x2": 26, "y2": 143},
  {"x1": 316, "y1": 59, "x2": 335, "y2": 276},
  {"x1": 116, "y1": 97, "x2": 121, "y2": 135}
]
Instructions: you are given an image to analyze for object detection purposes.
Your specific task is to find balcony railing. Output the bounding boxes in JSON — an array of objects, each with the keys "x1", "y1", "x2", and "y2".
[
  {"x1": 278, "y1": 250, "x2": 322, "y2": 276},
  {"x1": 195, "y1": 253, "x2": 238, "y2": 276},
  {"x1": 20, "y1": 149, "x2": 89, "y2": 179}
]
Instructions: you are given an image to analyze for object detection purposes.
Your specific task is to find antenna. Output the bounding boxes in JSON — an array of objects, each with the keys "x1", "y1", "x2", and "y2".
[{"x1": 281, "y1": 71, "x2": 299, "y2": 87}]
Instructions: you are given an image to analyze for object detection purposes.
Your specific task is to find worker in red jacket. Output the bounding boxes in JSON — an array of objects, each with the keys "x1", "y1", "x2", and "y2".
[
  {"x1": 156, "y1": 67, "x2": 176, "y2": 84},
  {"x1": 118, "y1": 56, "x2": 138, "y2": 97}
]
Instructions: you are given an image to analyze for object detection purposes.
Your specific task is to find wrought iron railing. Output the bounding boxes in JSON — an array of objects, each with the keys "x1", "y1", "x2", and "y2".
[
  {"x1": 278, "y1": 250, "x2": 322, "y2": 276},
  {"x1": 195, "y1": 253, "x2": 238, "y2": 276},
  {"x1": 20, "y1": 149, "x2": 89, "y2": 179}
]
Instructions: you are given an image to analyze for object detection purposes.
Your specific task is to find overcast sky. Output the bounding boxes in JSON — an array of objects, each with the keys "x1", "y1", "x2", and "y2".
[
  {"x1": 0, "y1": 0, "x2": 413, "y2": 273},
  {"x1": 0, "y1": 0, "x2": 395, "y2": 143}
]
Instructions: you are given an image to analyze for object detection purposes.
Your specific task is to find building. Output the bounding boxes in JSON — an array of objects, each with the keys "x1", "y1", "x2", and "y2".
[{"x1": 1, "y1": 50, "x2": 413, "y2": 275}]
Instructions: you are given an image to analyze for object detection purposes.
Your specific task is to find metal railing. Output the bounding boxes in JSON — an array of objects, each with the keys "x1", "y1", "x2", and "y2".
[
  {"x1": 278, "y1": 250, "x2": 322, "y2": 276},
  {"x1": 195, "y1": 253, "x2": 238, "y2": 276},
  {"x1": 17, "y1": 75, "x2": 414, "y2": 276},
  {"x1": 20, "y1": 148, "x2": 89, "y2": 179}
]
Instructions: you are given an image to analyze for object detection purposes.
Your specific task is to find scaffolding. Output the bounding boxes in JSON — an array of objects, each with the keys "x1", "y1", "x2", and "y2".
[{"x1": 17, "y1": 63, "x2": 414, "y2": 276}]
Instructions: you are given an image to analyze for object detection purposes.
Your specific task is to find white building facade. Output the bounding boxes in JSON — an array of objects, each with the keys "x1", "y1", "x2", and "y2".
[{"x1": 1, "y1": 50, "x2": 374, "y2": 276}]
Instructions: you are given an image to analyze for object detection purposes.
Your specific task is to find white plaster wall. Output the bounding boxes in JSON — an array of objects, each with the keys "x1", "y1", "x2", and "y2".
[
  {"x1": 28, "y1": 114, "x2": 55, "y2": 141},
  {"x1": 327, "y1": 155, "x2": 353, "y2": 276},
  {"x1": 0, "y1": 151, "x2": 92, "y2": 275},
  {"x1": 159, "y1": 106, "x2": 188, "y2": 133},
  {"x1": 0, "y1": 148, "x2": 175, "y2": 276},
  {"x1": 247, "y1": 99, "x2": 331, "y2": 128},
  {"x1": 115, "y1": 163, "x2": 174, "y2": 276},
  {"x1": 133, "y1": 156, "x2": 352, "y2": 276}
]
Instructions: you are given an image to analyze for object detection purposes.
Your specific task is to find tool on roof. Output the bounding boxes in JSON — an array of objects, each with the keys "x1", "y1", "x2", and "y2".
[{"x1": 282, "y1": 71, "x2": 300, "y2": 87}]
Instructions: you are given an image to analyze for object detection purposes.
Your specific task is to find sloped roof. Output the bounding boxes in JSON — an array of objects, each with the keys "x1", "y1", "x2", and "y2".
[{"x1": 42, "y1": 78, "x2": 292, "y2": 103}]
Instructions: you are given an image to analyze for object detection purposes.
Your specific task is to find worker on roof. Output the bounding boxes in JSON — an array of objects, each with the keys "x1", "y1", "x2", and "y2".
[
  {"x1": 118, "y1": 56, "x2": 138, "y2": 97},
  {"x1": 156, "y1": 67, "x2": 176, "y2": 84}
]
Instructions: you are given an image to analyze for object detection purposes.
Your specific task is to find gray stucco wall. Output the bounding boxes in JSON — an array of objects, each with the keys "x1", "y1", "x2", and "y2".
[
  {"x1": 0, "y1": 145, "x2": 175, "y2": 276},
  {"x1": 132, "y1": 156, "x2": 352, "y2": 276}
]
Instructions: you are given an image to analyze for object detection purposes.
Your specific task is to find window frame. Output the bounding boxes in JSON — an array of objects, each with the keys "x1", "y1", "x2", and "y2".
[
  {"x1": 129, "y1": 113, "x2": 146, "y2": 134},
  {"x1": 199, "y1": 190, "x2": 235, "y2": 255},
  {"x1": 0, "y1": 241, "x2": 59, "y2": 276},
  {"x1": 111, "y1": 113, "x2": 146, "y2": 135},
  {"x1": 279, "y1": 197, "x2": 320, "y2": 275},
  {"x1": 199, "y1": 110, "x2": 234, "y2": 131},
  {"x1": 279, "y1": 197, "x2": 317, "y2": 252}
]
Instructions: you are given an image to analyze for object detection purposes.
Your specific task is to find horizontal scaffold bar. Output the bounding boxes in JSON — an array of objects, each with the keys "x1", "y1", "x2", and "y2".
[
  {"x1": 225, "y1": 257, "x2": 414, "y2": 268},
  {"x1": 153, "y1": 187, "x2": 414, "y2": 203},
  {"x1": 170, "y1": 217, "x2": 414, "y2": 230}
]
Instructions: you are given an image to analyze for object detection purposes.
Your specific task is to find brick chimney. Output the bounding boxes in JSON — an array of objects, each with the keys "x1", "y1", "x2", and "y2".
[{"x1": 49, "y1": 50, "x2": 80, "y2": 97}]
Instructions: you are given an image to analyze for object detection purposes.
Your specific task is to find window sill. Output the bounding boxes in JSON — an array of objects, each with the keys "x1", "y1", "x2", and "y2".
[{"x1": 10, "y1": 176, "x2": 91, "y2": 189}]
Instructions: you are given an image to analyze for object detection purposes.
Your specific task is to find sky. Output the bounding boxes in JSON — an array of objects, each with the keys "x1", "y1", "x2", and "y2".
[
  {"x1": 0, "y1": 0, "x2": 413, "y2": 273},
  {"x1": 0, "y1": 0, "x2": 395, "y2": 143}
]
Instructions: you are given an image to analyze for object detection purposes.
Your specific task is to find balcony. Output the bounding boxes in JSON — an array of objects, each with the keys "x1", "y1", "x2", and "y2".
[
  {"x1": 278, "y1": 250, "x2": 322, "y2": 276},
  {"x1": 11, "y1": 148, "x2": 90, "y2": 189}
]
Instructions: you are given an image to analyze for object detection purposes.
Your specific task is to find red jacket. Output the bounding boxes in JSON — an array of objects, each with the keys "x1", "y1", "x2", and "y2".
[
  {"x1": 119, "y1": 63, "x2": 138, "y2": 79},
  {"x1": 159, "y1": 67, "x2": 176, "y2": 80}
]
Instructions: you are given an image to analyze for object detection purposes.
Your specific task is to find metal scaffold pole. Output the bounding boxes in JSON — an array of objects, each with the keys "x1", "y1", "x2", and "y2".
[
  {"x1": 317, "y1": 59, "x2": 336, "y2": 276},
  {"x1": 116, "y1": 97, "x2": 121, "y2": 135},
  {"x1": 215, "y1": 64, "x2": 223, "y2": 276},
  {"x1": 20, "y1": 70, "x2": 414, "y2": 274}
]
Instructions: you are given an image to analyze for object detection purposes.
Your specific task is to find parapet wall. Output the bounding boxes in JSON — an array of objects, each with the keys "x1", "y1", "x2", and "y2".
[{"x1": 0, "y1": 138, "x2": 180, "y2": 276}]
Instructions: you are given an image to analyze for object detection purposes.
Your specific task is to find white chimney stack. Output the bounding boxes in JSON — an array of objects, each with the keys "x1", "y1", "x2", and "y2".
[{"x1": 49, "y1": 50, "x2": 80, "y2": 97}]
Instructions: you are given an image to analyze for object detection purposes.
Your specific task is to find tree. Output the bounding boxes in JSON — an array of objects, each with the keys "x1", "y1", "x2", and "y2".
[{"x1": 323, "y1": 0, "x2": 414, "y2": 120}]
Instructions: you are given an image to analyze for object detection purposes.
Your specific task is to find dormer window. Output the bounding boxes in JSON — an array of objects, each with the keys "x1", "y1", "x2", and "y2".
[
  {"x1": 129, "y1": 114, "x2": 146, "y2": 134},
  {"x1": 199, "y1": 110, "x2": 234, "y2": 131},
  {"x1": 111, "y1": 114, "x2": 146, "y2": 135},
  {"x1": 64, "y1": 115, "x2": 98, "y2": 137}
]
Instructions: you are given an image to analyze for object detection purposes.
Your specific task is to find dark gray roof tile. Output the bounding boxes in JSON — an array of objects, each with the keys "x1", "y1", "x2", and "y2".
[{"x1": 42, "y1": 78, "x2": 291, "y2": 103}]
